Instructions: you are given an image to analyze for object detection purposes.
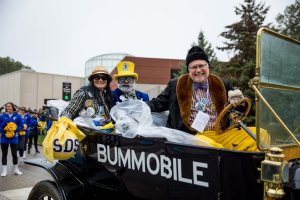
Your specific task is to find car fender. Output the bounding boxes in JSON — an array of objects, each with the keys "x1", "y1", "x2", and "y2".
[{"x1": 25, "y1": 158, "x2": 86, "y2": 200}]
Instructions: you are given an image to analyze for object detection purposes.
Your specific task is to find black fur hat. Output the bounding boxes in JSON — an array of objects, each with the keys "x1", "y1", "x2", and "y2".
[{"x1": 186, "y1": 46, "x2": 209, "y2": 72}]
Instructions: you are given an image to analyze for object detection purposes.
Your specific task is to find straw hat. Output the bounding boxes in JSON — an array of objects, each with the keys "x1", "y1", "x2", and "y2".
[
  {"x1": 88, "y1": 66, "x2": 109, "y2": 82},
  {"x1": 113, "y1": 61, "x2": 138, "y2": 81}
]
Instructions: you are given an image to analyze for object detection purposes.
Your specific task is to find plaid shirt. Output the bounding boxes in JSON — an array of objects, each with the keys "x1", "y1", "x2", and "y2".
[
  {"x1": 189, "y1": 86, "x2": 218, "y2": 131},
  {"x1": 61, "y1": 89, "x2": 101, "y2": 119}
]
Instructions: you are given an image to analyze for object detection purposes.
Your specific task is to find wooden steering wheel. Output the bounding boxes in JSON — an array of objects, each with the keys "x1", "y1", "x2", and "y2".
[{"x1": 214, "y1": 98, "x2": 252, "y2": 134}]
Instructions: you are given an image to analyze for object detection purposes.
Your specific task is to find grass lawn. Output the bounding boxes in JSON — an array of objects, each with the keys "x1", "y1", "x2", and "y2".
[{"x1": 38, "y1": 134, "x2": 47, "y2": 144}]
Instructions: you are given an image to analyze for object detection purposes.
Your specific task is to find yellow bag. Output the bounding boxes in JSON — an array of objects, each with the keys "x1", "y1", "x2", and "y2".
[{"x1": 42, "y1": 117, "x2": 86, "y2": 163}]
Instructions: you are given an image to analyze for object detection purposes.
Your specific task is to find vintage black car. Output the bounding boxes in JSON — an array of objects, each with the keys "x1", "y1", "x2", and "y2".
[{"x1": 25, "y1": 28, "x2": 300, "y2": 200}]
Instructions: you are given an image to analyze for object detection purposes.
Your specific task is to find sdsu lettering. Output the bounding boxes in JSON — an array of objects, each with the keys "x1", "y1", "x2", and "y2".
[
  {"x1": 53, "y1": 138, "x2": 79, "y2": 152},
  {"x1": 53, "y1": 138, "x2": 79, "y2": 160}
]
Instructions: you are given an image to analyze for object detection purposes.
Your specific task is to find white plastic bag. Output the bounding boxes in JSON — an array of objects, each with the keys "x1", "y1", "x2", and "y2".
[
  {"x1": 48, "y1": 100, "x2": 97, "y2": 130},
  {"x1": 47, "y1": 100, "x2": 69, "y2": 117},
  {"x1": 151, "y1": 111, "x2": 169, "y2": 127},
  {"x1": 73, "y1": 109, "x2": 98, "y2": 129},
  {"x1": 110, "y1": 100, "x2": 212, "y2": 147}
]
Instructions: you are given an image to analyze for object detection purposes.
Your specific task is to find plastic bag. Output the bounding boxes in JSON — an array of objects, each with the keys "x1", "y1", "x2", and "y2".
[
  {"x1": 110, "y1": 101, "x2": 212, "y2": 147},
  {"x1": 78, "y1": 109, "x2": 97, "y2": 129},
  {"x1": 151, "y1": 111, "x2": 169, "y2": 127},
  {"x1": 47, "y1": 100, "x2": 69, "y2": 117}
]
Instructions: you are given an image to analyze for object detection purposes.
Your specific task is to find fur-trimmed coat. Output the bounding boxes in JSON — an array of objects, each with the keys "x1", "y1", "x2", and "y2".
[{"x1": 146, "y1": 74, "x2": 251, "y2": 135}]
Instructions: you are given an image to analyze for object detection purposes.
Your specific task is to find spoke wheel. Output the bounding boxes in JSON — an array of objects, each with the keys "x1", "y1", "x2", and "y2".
[
  {"x1": 27, "y1": 180, "x2": 63, "y2": 200},
  {"x1": 215, "y1": 98, "x2": 251, "y2": 134}
]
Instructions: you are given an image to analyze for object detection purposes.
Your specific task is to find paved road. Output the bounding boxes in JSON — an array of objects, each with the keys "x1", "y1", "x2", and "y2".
[{"x1": 0, "y1": 145, "x2": 52, "y2": 200}]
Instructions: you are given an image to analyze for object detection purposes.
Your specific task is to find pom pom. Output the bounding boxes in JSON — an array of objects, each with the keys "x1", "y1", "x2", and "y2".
[
  {"x1": 19, "y1": 124, "x2": 27, "y2": 136},
  {"x1": 38, "y1": 121, "x2": 46, "y2": 131},
  {"x1": 3, "y1": 122, "x2": 17, "y2": 138}
]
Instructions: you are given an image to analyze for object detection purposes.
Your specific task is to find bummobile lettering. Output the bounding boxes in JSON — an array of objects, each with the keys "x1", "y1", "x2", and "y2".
[{"x1": 97, "y1": 144, "x2": 209, "y2": 187}]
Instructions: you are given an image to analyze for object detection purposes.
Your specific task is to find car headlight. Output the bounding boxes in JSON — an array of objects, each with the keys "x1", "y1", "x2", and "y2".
[{"x1": 261, "y1": 147, "x2": 289, "y2": 199}]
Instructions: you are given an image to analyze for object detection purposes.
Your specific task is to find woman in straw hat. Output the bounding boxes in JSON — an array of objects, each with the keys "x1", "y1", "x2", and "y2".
[{"x1": 61, "y1": 66, "x2": 114, "y2": 126}]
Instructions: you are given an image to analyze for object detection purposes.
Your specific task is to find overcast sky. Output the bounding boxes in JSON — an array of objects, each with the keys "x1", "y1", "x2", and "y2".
[{"x1": 0, "y1": 0, "x2": 295, "y2": 77}]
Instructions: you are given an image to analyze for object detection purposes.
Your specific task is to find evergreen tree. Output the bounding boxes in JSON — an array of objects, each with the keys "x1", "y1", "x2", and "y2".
[
  {"x1": 0, "y1": 57, "x2": 34, "y2": 75},
  {"x1": 217, "y1": 0, "x2": 270, "y2": 125},
  {"x1": 173, "y1": 30, "x2": 218, "y2": 78},
  {"x1": 271, "y1": 0, "x2": 300, "y2": 41}
]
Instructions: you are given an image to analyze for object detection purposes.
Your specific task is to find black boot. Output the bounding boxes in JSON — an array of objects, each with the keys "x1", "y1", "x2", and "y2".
[
  {"x1": 28, "y1": 148, "x2": 31, "y2": 154},
  {"x1": 36, "y1": 149, "x2": 40, "y2": 153}
]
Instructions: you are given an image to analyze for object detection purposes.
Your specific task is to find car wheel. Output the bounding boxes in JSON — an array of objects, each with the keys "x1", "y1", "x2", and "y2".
[{"x1": 27, "y1": 180, "x2": 63, "y2": 200}]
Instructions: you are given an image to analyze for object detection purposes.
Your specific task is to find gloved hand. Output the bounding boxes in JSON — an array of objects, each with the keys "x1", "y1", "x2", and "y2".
[{"x1": 228, "y1": 89, "x2": 243, "y2": 107}]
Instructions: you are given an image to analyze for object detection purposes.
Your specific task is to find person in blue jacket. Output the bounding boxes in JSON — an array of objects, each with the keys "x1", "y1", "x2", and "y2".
[
  {"x1": 0, "y1": 102, "x2": 24, "y2": 176},
  {"x1": 19, "y1": 106, "x2": 33, "y2": 158},
  {"x1": 38, "y1": 108, "x2": 46, "y2": 135},
  {"x1": 28, "y1": 111, "x2": 40, "y2": 154},
  {"x1": 17, "y1": 110, "x2": 26, "y2": 164},
  {"x1": 112, "y1": 61, "x2": 149, "y2": 104},
  {"x1": 47, "y1": 120, "x2": 53, "y2": 132}
]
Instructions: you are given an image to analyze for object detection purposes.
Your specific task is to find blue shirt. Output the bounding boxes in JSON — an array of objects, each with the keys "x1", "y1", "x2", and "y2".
[
  {"x1": 30, "y1": 117, "x2": 38, "y2": 131},
  {"x1": 19, "y1": 117, "x2": 27, "y2": 138},
  {"x1": 24, "y1": 113, "x2": 33, "y2": 136},
  {"x1": 0, "y1": 113, "x2": 24, "y2": 144},
  {"x1": 47, "y1": 120, "x2": 53, "y2": 132}
]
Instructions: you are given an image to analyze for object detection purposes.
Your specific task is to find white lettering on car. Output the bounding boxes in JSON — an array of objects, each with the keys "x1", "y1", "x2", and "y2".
[{"x1": 97, "y1": 145, "x2": 209, "y2": 187}]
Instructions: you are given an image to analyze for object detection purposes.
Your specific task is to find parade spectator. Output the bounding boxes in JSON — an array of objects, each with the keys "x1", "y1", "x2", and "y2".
[
  {"x1": 47, "y1": 119, "x2": 53, "y2": 132},
  {"x1": 17, "y1": 110, "x2": 26, "y2": 164},
  {"x1": 45, "y1": 108, "x2": 51, "y2": 129},
  {"x1": 19, "y1": 107, "x2": 33, "y2": 158},
  {"x1": 0, "y1": 102, "x2": 24, "y2": 176},
  {"x1": 28, "y1": 110, "x2": 39, "y2": 154},
  {"x1": 38, "y1": 108, "x2": 46, "y2": 135},
  {"x1": 61, "y1": 66, "x2": 114, "y2": 126},
  {"x1": 112, "y1": 61, "x2": 149, "y2": 103}
]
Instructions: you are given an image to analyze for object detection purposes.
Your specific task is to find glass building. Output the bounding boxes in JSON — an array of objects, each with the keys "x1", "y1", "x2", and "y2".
[{"x1": 85, "y1": 53, "x2": 134, "y2": 85}]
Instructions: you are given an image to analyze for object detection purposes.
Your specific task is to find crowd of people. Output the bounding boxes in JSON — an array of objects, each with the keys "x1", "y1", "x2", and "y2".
[
  {"x1": 0, "y1": 105, "x2": 49, "y2": 177},
  {"x1": 1, "y1": 46, "x2": 258, "y2": 177}
]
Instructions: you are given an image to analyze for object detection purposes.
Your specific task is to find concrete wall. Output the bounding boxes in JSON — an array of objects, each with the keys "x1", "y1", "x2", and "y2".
[
  {"x1": 20, "y1": 72, "x2": 38, "y2": 109},
  {"x1": 134, "y1": 83, "x2": 166, "y2": 93},
  {"x1": 143, "y1": 85, "x2": 167, "y2": 100},
  {"x1": 133, "y1": 83, "x2": 167, "y2": 100},
  {"x1": 0, "y1": 71, "x2": 21, "y2": 107},
  {"x1": 0, "y1": 70, "x2": 85, "y2": 110}
]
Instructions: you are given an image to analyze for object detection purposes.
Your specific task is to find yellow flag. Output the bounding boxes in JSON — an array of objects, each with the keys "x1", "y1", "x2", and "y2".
[{"x1": 100, "y1": 122, "x2": 115, "y2": 133}]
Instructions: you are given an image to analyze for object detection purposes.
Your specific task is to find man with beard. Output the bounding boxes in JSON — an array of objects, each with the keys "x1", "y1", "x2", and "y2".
[{"x1": 112, "y1": 61, "x2": 149, "y2": 103}]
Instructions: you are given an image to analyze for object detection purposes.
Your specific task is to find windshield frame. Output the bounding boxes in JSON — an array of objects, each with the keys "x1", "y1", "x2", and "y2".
[{"x1": 256, "y1": 28, "x2": 300, "y2": 150}]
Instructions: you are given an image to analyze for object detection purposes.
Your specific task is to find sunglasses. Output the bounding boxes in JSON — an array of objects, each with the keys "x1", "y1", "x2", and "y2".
[
  {"x1": 93, "y1": 75, "x2": 108, "y2": 81},
  {"x1": 119, "y1": 77, "x2": 133, "y2": 82}
]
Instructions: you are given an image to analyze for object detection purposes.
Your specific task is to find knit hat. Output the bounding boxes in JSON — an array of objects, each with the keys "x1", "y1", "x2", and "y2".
[{"x1": 186, "y1": 46, "x2": 210, "y2": 72}]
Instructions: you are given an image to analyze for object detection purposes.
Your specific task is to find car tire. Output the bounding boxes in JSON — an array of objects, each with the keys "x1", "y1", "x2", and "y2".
[{"x1": 27, "y1": 180, "x2": 63, "y2": 200}]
